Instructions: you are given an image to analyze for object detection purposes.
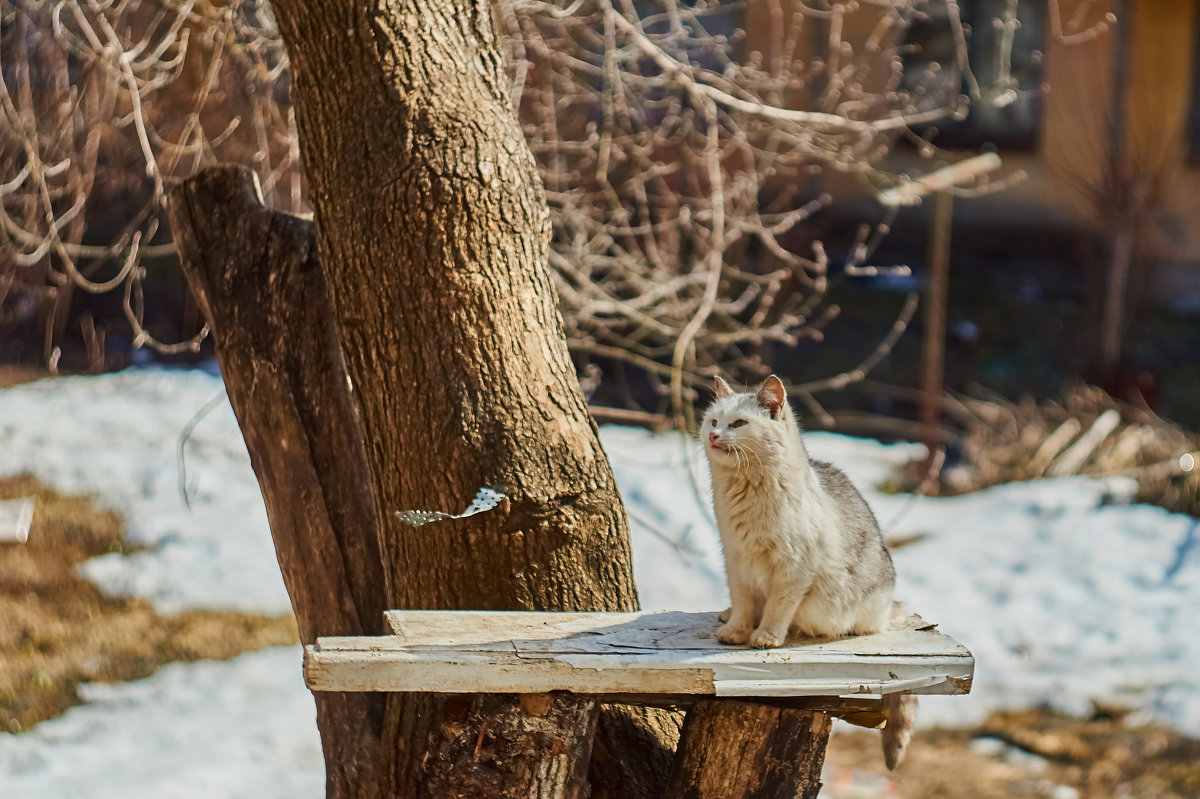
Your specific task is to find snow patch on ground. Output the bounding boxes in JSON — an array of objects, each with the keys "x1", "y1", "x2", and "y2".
[
  {"x1": 1, "y1": 368, "x2": 1198, "y2": 796},
  {"x1": 0, "y1": 648, "x2": 322, "y2": 799},
  {"x1": 0, "y1": 369, "x2": 286, "y2": 615}
]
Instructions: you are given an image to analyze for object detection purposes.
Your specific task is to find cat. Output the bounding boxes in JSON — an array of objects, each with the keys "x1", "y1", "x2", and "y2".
[{"x1": 702, "y1": 374, "x2": 916, "y2": 770}]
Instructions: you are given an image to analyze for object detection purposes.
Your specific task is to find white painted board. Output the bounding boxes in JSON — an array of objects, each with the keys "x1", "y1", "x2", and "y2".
[{"x1": 305, "y1": 609, "x2": 973, "y2": 699}]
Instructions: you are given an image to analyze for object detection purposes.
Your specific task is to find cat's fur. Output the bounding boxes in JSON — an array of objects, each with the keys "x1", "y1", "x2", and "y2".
[{"x1": 702, "y1": 374, "x2": 916, "y2": 770}]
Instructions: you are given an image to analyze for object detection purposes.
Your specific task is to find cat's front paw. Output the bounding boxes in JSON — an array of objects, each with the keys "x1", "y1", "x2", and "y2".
[
  {"x1": 717, "y1": 621, "x2": 752, "y2": 645},
  {"x1": 717, "y1": 607, "x2": 731, "y2": 623},
  {"x1": 748, "y1": 628, "x2": 785, "y2": 649}
]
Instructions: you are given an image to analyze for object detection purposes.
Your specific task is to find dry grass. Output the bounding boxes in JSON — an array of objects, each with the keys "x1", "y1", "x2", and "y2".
[
  {"x1": 828, "y1": 707, "x2": 1200, "y2": 799},
  {"x1": 895, "y1": 386, "x2": 1200, "y2": 517},
  {"x1": 873, "y1": 388, "x2": 1200, "y2": 795},
  {"x1": 0, "y1": 475, "x2": 298, "y2": 733}
]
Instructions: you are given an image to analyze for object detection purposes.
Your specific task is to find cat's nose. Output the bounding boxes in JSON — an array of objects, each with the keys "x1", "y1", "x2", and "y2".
[{"x1": 708, "y1": 431, "x2": 719, "y2": 443}]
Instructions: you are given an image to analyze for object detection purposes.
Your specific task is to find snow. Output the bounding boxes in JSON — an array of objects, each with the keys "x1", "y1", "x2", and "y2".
[
  {"x1": 0, "y1": 369, "x2": 287, "y2": 616},
  {"x1": 1, "y1": 367, "x2": 1198, "y2": 796},
  {"x1": 0, "y1": 649, "x2": 322, "y2": 799}
]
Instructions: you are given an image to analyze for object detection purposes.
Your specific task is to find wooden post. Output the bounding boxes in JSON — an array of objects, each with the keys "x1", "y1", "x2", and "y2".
[
  {"x1": 878, "y1": 154, "x2": 1001, "y2": 468},
  {"x1": 1096, "y1": 0, "x2": 1133, "y2": 385},
  {"x1": 664, "y1": 702, "x2": 832, "y2": 799},
  {"x1": 920, "y1": 189, "x2": 953, "y2": 466}
]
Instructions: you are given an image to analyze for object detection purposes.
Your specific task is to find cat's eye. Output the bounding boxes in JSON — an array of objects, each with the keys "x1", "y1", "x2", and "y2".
[
  {"x1": 729, "y1": 419, "x2": 748, "y2": 429},
  {"x1": 710, "y1": 419, "x2": 717, "y2": 426}
]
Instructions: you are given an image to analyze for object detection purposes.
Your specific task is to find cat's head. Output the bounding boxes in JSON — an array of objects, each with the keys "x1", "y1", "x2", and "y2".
[{"x1": 701, "y1": 375, "x2": 796, "y2": 464}]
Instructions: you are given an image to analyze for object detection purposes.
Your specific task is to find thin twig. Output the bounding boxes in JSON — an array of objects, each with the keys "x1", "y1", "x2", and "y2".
[{"x1": 177, "y1": 388, "x2": 229, "y2": 509}]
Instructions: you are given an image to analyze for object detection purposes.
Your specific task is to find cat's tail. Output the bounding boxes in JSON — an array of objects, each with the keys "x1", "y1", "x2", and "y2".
[{"x1": 880, "y1": 693, "x2": 918, "y2": 770}]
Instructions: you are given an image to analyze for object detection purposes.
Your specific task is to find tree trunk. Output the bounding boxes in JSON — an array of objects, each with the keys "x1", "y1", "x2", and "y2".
[
  {"x1": 270, "y1": 0, "x2": 636, "y2": 623},
  {"x1": 261, "y1": 0, "x2": 655, "y2": 795},
  {"x1": 167, "y1": 166, "x2": 390, "y2": 797},
  {"x1": 664, "y1": 702, "x2": 831, "y2": 799}
]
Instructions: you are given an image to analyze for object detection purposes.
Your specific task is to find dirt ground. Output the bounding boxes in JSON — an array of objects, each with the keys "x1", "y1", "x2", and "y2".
[
  {"x1": 825, "y1": 707, "x2": 1200, "y2": 799},
  {"x1": 0, "y1": 475, "x2": 298, "y2": 733}
]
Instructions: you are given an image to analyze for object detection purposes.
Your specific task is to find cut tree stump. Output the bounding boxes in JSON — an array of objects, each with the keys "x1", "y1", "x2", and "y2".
[{"x1": 306, "y1": 608, "x2": 973, "y2": 799}]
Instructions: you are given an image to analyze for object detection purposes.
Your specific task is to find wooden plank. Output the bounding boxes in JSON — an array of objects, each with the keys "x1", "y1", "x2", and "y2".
[
  {"x1": 327, "y1": 609, "x2": 963, "y2": 656},
  {"x1": 304, "y1": 609, "x2": 974, "y2": 699}
]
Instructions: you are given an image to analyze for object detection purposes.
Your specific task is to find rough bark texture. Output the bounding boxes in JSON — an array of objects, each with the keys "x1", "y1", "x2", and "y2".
[
  {"x1": 261, "y1": 0, "x2": 662, "y2": 795},
  {"x1": 395, "y1": 693, "x2": 599, "y2": 799},
  {"x1": 166, "y1": 167, "x2": 389, "y2": 798},
  {"x1": 270, "y1": 0, "x2": 635, "y2": 630},
  {"x1": 664, "y1": 702, "x2": 831, "y2": 799}
]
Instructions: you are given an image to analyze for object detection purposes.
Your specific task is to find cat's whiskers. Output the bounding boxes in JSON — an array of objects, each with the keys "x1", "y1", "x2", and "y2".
[
  {"x1": 725, "y1": 440, "x2": 764, "y2": 473},
  {"x1": 741, "y1": 442, "x2": 766, "y2": 472},
  {"x1": 720, "y1": 439, "x2": 744, "y2": 469},
  {"x1": 717, "y1": 440, "x2": 736, "y2": 467}
]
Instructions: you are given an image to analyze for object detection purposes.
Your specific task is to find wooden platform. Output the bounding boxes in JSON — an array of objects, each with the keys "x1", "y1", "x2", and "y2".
[{"x1": 304, "y1": 609, "x2": 973, "y2": 702}]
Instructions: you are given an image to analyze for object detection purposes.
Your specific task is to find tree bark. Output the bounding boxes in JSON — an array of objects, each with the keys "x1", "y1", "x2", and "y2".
[
  {"x1": 166, "y1": 166, "x2": 390, "y2": 798},
  {"x1": 664, "y1": 702, "x2": 831, "y2": 799},
  {"x1": 260, "y1": 0, "x2": 657, "y2": 795},
  {"x1": 270, "y1": 0, "x2": 636, "y2": 627}
]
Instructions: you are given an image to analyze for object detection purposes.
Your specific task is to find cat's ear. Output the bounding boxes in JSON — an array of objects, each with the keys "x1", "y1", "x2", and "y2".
[
  {"x1": 713, "y1": 376, "x2": 734, "y2": 399},
  {"x1": 757, "y1": 375, "x2": 787, "y2": 419}
]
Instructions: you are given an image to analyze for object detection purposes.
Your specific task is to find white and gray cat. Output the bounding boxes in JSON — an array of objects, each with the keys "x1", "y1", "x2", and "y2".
[{"x1": 702, "y1": 374, "x2": 916, "y2": 769}]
